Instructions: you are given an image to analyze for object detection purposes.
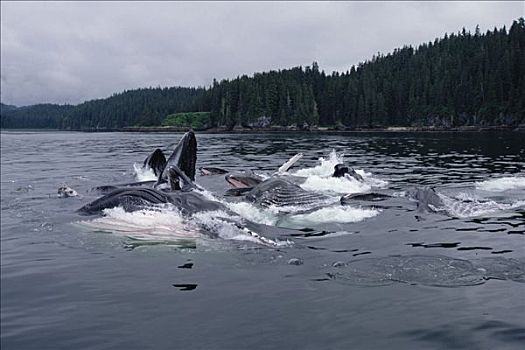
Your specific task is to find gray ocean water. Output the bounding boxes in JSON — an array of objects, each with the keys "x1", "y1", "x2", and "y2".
[{"x1": 1, "y1": 131, "x2": 524, "y2": 349}]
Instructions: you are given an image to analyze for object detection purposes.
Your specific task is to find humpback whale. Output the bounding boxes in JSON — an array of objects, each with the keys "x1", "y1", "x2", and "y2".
[
  {"x1": 224, "y1": 158, "x2": 366, "y2": 206},
  {"x1": 333, "y1": 164, "x2": 364, "y2": 182},
  {"x1": 78, "y1": 166, "x2": 312, "y2": 244},
  {"x1": 225, "y1": 161, "x2": 365, "y2": 194},
  {"x1": 339, "y1": 187, "x2": 444, "y2": 211},
  {"x1": 79, "y1": 187, "x2": 173, "y2": 214},
  {"x1": 89, "y1": 131, "x2": 197, "y2": 194},
  {"x1": 143, "y1": 148, "x2": 166, "y2": 177},
  {"x1": 155, "y1": 131, "x2": 197, "y2": 189},
  {"x1": 222, "y1": 153, "x2": 304, "y2": 194},
  {"x1": 409, "y1": 187, "x2": 445, "y2": 213},
  {"x1": 340, "y1": 192, "x2": 392, "y2": 204},
  {"x1": 81, "y1": 130, "x2": 201, "y2": 215},
  {"x1": 243, "y1": 178, "x2": 331, "y2": 208},
  {"x1": 405, "y1": 187, "x2": 514, "y2": 218},
  {"x1": 222, "y1": 155, "x2": 479, "y2": 217},
  {"x1": 200, "y1": 167, "x2": 228, "y2": 176},
  {"x1": 225, "y1": 171, "x2": 264, "y2": 189},
  {"x1": 77, "y1": 132, "x2": 322, "y2": 244},
  {"x1": 78, "y1": 186, "x2": 224, "y2": 216}
]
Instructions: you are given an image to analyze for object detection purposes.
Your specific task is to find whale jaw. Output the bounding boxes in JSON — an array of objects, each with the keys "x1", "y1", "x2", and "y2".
[{"x1": 156, "y1": 131, "x2": 197, "y2": 189}]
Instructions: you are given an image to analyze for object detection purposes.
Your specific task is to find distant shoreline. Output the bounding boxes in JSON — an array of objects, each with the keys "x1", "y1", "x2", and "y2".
[
  {"x1": 2, "y1": 125, "x2": 524, "y2": 133},
  {"x1": 65, "y1": 125, "x2": 525, "y2": 133}
]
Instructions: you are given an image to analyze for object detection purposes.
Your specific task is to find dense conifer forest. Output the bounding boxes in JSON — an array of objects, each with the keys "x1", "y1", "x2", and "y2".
[{"x1": 1, "y1": 19, "x2": 524, "y2": 130}]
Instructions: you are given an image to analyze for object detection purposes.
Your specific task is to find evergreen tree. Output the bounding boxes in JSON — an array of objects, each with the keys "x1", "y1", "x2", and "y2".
[{"x1": 3, "y1": 19, "x2": 524, "y2": 129}]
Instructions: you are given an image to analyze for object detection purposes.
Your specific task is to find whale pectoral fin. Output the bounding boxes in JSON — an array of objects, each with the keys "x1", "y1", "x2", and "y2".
[{"x1": 276, "y1": 153, "x2": 303, "y2": 175}]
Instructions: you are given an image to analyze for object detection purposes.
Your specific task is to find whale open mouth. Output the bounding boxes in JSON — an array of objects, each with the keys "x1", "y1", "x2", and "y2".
[
  {"x1": 143, "y1": 148, "x2": 167, "y2": 177},
  {"x1": 226, "y1": 176, "x2": 250, "y2": 188},
  {"x1": 225, "y1": 172, "x2": 263, "y2": 188},
  {"x1": 155, "y1": 131, "x2": 197, "y2": 189}
]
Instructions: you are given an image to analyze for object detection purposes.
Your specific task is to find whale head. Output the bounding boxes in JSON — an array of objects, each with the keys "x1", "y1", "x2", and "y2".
[
  {"x1": 156, "y1": 130, "x2": 197, "y2": 189},
  {"x1": 225, "y1": 171, "x2": 264, "y2": 189}
]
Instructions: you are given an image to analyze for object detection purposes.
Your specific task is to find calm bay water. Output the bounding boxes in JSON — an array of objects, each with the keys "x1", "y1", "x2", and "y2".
[{"x1": 1, "y1": 131, "x2": 524, "y2": 349}]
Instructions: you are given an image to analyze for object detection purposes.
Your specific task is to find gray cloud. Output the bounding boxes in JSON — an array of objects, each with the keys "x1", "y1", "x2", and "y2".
[{"x1": 1, "y1": 1, "x2": 522, "y2": 106}]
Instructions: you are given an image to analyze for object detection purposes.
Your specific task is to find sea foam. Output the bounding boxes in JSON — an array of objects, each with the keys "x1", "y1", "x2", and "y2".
[
  {"x1": 475, "y1": 176, "x2": 525, "y2": 192},
  {"x1": 133, "y1": 163, "x2": 158, "y2": 181},
  {"x1": 300, "y1": 175, "x2": 371, "y2": 194},
  {"x1": 79, "y1": 205, "x2": 199, "y2": 241},
  {"x1": 293, "y1": 150, "x2": 387, "y2": 194},
  {"x1": 284, "y1": 206, "x2": 380, "y2": 226},
  {"x1": 293, "y1": 150, "x2": 344, "y2": 177},
  {"x1": 438, "y1": 192, "x2": 525, "y2": 218}
]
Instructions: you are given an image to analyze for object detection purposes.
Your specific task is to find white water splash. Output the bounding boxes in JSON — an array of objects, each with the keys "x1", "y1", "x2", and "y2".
[
  {"x1": 133, "y1": 163, "x2": 157, "y2": 182},
  {"x1": 291, "y1": 150, "x2": 387, "y2": 194},
  {"x1": 78, "y1": 205, "x2": 199, "y2": 241},
  {"x1": 301, "y1": 175, "x2": 371, "y2": 194},
  {"x1": 211, "y1": 186, "x2": 377, "y2": 229},
  {"x1": 475, "y1": 176, "x2": 525, "y2": 192},
  {"x1": 284, "y1": 206, "x2": 380, "y2": 226},
  {"x1": 293, "y1": 150, "x2": 343, "y2": 177},
  {"x1": 196, "y1": 188, "x2": 279, "y2": 224},
  {"x1": 228, "y1": 199, "x2": 379, "y2": 230},
  {"x1": 78, "y1": 201, "x2": 291, "y2": 247},
  {"x1": 266, "y1": 198, "x2": 341, "y2": 214},
  {"x1": 191, "y1": 210, "x2": 292, "y2": 247},
  {"x1": 227, "y1": 202, "x2": 279, "y2": 226},
  {"x1": 438, "y1": 193, "x2": 525, "y2": 218},
  {"x1": 356, "y1": 169, "x2": 389, "y2": 188}
]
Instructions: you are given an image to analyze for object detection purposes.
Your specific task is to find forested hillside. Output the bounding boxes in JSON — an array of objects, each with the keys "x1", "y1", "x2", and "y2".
[
  {"x1": 0, "y1": 103, "x2": 74, "y2": 129},
  {"x1": 60, "y1": 87, "x2": 208, "y2": 129},
  {"x1": 1, "y1": 18, "x2": 524, "y2": 129},
  {"x1": 211, "y1": 18, "x2": 525, "y2": 128},
  {"x1": 0, "y1": 88, "x2": 208, "y2": 129}
]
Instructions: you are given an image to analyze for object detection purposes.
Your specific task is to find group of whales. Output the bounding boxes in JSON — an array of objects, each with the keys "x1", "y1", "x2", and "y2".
[
  {"x1": 65, "y1": 130, "x2": 456, "y2": 242},
  {"x1": 75, "y1": 130, "x2": 387, "y2": 213}
]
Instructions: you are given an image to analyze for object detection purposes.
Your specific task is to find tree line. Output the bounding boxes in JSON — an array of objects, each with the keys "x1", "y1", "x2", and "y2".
[
  {"x1": 0, "y1": 88, "x2": 208, "y2": 129},
  {"x1": 1, "y1": 18, "x2": 524, "y2": 129}
]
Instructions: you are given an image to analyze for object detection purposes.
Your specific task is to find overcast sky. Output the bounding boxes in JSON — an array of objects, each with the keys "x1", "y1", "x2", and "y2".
[{"x1": 1, "y1": 1, "x2": 523, "y2": 106}]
